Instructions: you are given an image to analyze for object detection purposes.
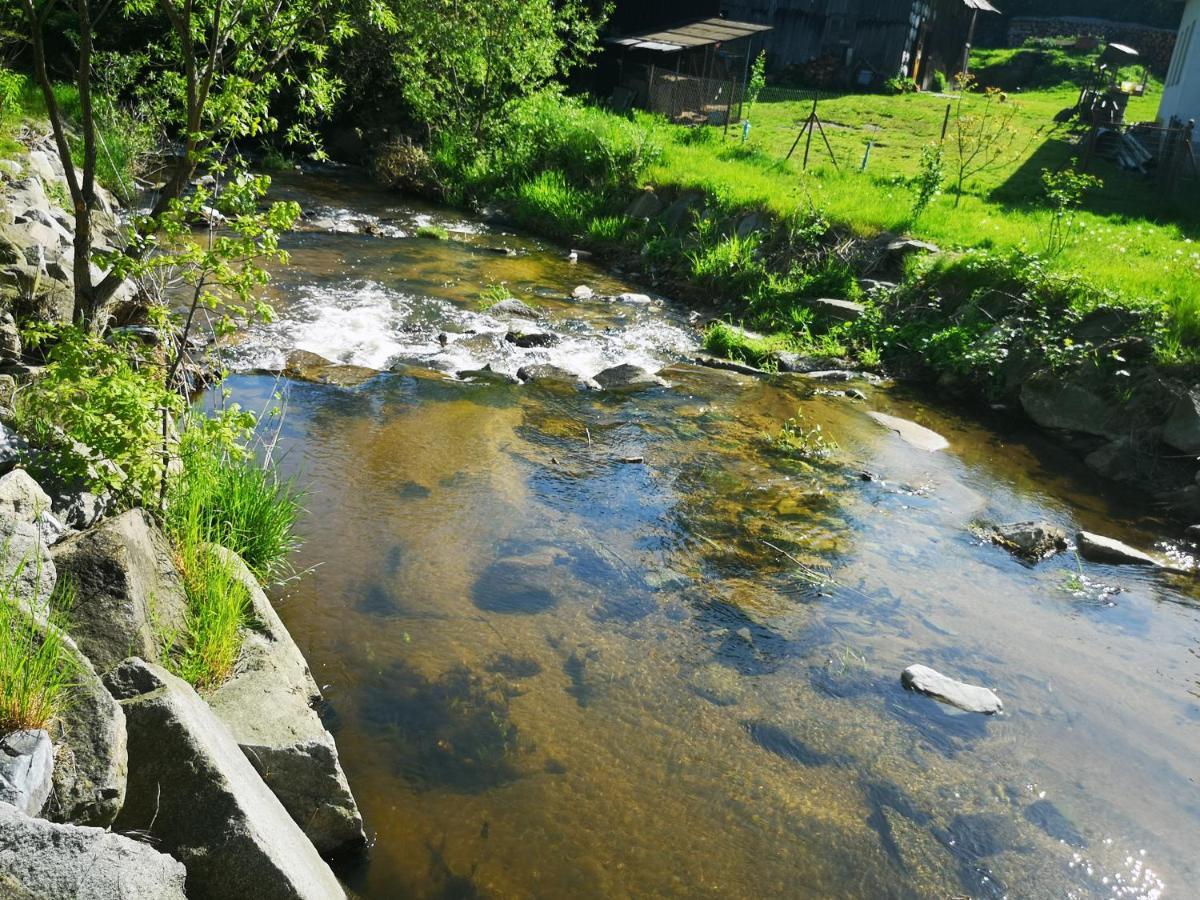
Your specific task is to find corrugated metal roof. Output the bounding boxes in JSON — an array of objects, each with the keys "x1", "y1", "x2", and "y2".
[
  {"x1": 606, "y1": 17, "x2": 773, "y2": 53},
  {"x1": 962, "y1": 0, "x2": 1002, "y2": 12}
]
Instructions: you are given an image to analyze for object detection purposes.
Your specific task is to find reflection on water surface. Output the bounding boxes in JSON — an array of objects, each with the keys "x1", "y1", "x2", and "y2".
[{"x1": 220, "y1": 172, "x2": 1196, "y2": 898}]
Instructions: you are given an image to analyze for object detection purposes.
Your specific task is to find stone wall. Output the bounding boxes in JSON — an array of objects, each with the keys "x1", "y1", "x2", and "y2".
[{"x1": 1007, "y1": 16, "x2": 1178, "y2": 73}]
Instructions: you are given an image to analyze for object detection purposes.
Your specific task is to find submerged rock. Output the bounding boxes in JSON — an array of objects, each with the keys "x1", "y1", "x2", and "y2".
[
  {"x1": 989, "y1": 522, "x2": 1068, "y2": 561},
  {"x1": 283, "y1": 349, "x2": 379, "y2": 388},
  {"x1": 207, "y1": 547, "x2": 365, "y2": 855},
  {"x1": 517, "y1": 364, "x2": 591, "y2": 389},
  {"x1": 867, "y1": 411, "x2": 949, "y2": 452},
  {"x1": 0, "y1": 729, "x2": 53, "y2": 816},
  {"x1": 488, "y1": 298, "x2": 539, "y2": 319},
  {"x1": 504, "y1": 330, "x2": 559, "y2": 349},
  {"x1": 900, "y1": 664, "x2": 1002, "y2": 715},
  {"x1": 1075, "y1": 531, "x2": 1159, "y2": 566},
  {"x1": 593, "y1": 363, "x2": 663, "y2": 391},
  {"x1": 773, "y1": 352, "x2": 830, "y2": 374},
  {"x1": 457, "y1": 366, "x2": 519, "y2": 385},
  {"x1": 51, "y1": 509, "x2": 189, "y2": 673},
  {"x1": 107, "y1": 658, "x2": 346, "y2": 900},
  {"x1": 0, "y1": 802, "x2": 187, "y2": 900}
]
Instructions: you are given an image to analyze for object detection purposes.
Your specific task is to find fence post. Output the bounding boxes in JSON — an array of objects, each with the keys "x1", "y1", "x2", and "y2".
[
  {"x1": 940, "y1": 103, "x2": 952, "y2": 143},
  {"x1": 647, "y1": 65, "x2": 657, "y2": 115},
  {"x1": 723, "y1": 79, "x2": 735, "y2": 138}
]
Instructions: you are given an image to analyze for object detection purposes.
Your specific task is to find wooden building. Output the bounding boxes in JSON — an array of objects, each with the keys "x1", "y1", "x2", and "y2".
[{"x1": 716, "y1": 0, "x2": 999, "y2": 88}]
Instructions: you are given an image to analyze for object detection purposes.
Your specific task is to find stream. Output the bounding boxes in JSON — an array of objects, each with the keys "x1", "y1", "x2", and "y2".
[{"x1": 220, "y1": 170, "x2": 1198, "y2": 898}]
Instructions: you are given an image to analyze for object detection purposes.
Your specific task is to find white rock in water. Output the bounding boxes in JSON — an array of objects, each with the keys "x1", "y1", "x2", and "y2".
[
  {"x1": 618, "y1": 292, "x2": 653, "y2": 304},
  {"x1": 901, "y1": 664, "x2": 1002, "y2": 715},
  {"x1": 571, "y1": 285, "x2": 594, "y2": 300},
  {"x1": 1075, "y1": 531, "x2": 1159, "y2": 566},
  {"x1": 867, "y1": 411, "x2": 949, "y2": 452}
]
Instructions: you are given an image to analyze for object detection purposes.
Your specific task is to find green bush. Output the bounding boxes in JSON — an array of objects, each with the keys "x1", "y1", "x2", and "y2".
[{"x1": 15, "y1": 325, "x2": 179, "y2": 505}]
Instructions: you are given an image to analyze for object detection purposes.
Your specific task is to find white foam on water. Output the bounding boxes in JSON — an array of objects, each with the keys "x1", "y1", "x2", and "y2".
[{"x1": 231, "y1": 272, "x2": 698, "y2": 379}]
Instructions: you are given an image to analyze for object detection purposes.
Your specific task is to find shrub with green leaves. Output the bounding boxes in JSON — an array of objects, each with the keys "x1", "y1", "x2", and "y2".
[
  {"x1": 1040, "y1": 161, "x2": 1103, "y2": 258},
  {"x1": 15, "y1": 325, "x2": 180, "y2": 504}
]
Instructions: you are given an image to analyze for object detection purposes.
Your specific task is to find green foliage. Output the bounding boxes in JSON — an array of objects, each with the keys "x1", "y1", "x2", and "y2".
[
  {"x1": 163, "y1": 406, "x2": 301, "y2": 688},
  {"x1": 511, "y1": 169, "x2": 600, "y2": 234},
  {"x1": 687, "y1": 222, "x2": 764, "y2": 295},
  {"x1": 585, "y1": 214, "x2": 635, "y2": 244},
  {"x1": 768, "y1": 411, "x2": 837, "y2": 460},
  {"x1": 702, "y1": 321, "x2": 790, "y2": 369},
  {"x1": 381, "y1": 0, "x2": 607, "y2": 147},
  {"x1": 167, "y1": 539, "x2": 253, "y2": 689},
  {"x1": 909, "y1": 143, "x2": 944, "y2": 223},
  {"x1": 415, "y1": 224, "x2": 449, "y2": 239},
  {"x1": 477, "y1": 282, "x2": 512, "y2": 309},
  {"x1": 930, "y1": 69, "x2": 949, "y2": 94},
  {"x1": 14, "y1": 325, "x2": 179, "y2": 504},
  {"x1": 1040, "y1": 161, "x2": 1103, "y2": 258},
  {"x1": 167, "y1": 409, "x2": 303, "y2": 583},
  {"x1": 950, "y1": 80, "x2": 1037, "y2": 205},
  {"x1": 883, "y1": 76, "x2": 916, "y2": 95},
  {"x1": 0, "y1": 566, "x2": 77, "y2": 733}
]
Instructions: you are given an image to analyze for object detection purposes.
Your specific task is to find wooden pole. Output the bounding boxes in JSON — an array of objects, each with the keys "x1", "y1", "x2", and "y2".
[
  {"x1": 940, "y1": 102, "x2": 952, "y2": 143},
  {"x1": 803, "y1": 101, "x2": 817, "y2": 169},
  {"x1": 960, "y1": 9, "x2": 979, "y2": 78}
]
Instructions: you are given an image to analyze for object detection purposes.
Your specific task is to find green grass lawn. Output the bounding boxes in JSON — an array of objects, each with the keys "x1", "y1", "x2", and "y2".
[{"x1": 627, "y1": 52, "x2": 1200, "y2": 353}]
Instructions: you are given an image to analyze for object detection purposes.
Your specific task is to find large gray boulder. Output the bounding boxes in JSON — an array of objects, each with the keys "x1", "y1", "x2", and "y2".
[
  {"x1": 901, "y1": 664, "x2": 1003, "y2": 715},
  {"x1": 0, "y1": 470, "x2": 53, "y2": 522},
  {"x1": 1163, "y1": 390, "x2": 1200, "y2": 454},
  {"x1": 208, "y1": 548, "x2": 365, "y2": 855},
  {"x1": 0, "y1": 516, "x2": 55, "y2": 623},
  {"x1": 51, "y1": 509, "x2": 189, "y2": 673},
  {"x1": 0, "y1": 730, "x2": 53, "y2": 816},
  {"x1": 1019, "y1": 375, "x2": 1113, "y2": 436},
  {"x1": 0, "y1": 801, "x2": 187, "y2": 899},
  {"x1": 106, "y1": 658, "x2": 346, "y2": 900},
  {"x1": 47, "y1": 635, "x2": 127, "y2": 828}
]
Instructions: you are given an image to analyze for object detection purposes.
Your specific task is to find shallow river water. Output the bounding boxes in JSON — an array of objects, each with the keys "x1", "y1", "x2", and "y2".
[{"x1": 222, "y1": 171, "x2": 1199, "y2": 898}]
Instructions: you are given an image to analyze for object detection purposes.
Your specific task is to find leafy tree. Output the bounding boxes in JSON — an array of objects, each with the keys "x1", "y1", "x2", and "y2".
[
  {"x1": 744, "y1": 50, "x2": 766, "y2": 120},
  {"x1": 949, "y1": 75, "x2": 1042, "y2": 206},
  {"x1": 909, "y1": 143, "x2": 945, "y2": 224},
  {"x1": 384, "y1": 0, "x2": 608, "y2": 144},
  {"x1": 1040, "y1": 161, "x2": 1102, "y2": 258},
  {"x1": 13, "y1": 0, "x2": 352, "y2": 330}
]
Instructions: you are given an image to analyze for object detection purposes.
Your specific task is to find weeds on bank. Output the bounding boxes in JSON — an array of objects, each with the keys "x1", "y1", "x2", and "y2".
[{"x1": 0, "y1": 563, "x2": 77, "y2": 733}]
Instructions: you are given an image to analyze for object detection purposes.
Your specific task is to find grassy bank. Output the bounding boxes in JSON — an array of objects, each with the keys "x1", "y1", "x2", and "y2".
[{"x1": 396, "y1": 58, "x2": 1199, "y2": 385}]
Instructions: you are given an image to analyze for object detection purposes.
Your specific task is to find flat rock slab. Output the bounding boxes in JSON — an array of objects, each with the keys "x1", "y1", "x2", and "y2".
[
  {"x1": 867, "y1": 411, "x2": 949, "y2": 452},
  {"x1": 594, "y1": 363, "x2": 664, "y2": 391},
  {"x1": 0, "y1": 730, "x2": 53, "y2": 816},
  {"x1": 107, "y1": 658, "x2": 346, "y2": 900},
  {"x1": 208, "y1": 547, "x2": 365, "y2": 855},
  {"x1": 1075, "y1": 531, "x2": 1160, "y2": 566},
  {"x1": 283, "y1": 350, "x2": 380, "y2": 388},
  {"x1": 901, "y1": 664, "x2": 1002, "y2": 715},
  {"x1": 0, "y1": 802, "x2": 187, "y2": 899}
]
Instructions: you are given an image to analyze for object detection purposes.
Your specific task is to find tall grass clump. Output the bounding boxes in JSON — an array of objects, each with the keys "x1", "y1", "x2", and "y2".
[
  {"x1": 0, "y1": 566, "x2": 77, "y2": 732},
  {"x1": 166, "y1": 414, "x2": 302, "y2": 583},
  {"x1": 167, "y1": 536, "x2": 252, "y2": 689},
  {"x1": 511, "y1": 170, "x2": 601, "y2": 234}
]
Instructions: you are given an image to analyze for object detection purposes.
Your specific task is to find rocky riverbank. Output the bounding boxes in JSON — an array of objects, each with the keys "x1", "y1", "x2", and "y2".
[{"x1": 0, "y1": 134, "x2": 361, "y2": 896}]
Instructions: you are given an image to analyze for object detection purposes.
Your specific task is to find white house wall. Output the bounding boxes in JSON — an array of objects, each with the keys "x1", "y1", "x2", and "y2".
[{"x1": 1160, "y1": 0, "x2": 1200, "y2": 125}]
